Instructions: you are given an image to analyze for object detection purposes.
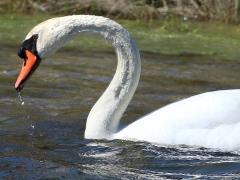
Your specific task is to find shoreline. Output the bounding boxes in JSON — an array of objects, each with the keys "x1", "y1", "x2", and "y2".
[{"x1": 1, "y1": 13, "x2": 240, "y2": 61}]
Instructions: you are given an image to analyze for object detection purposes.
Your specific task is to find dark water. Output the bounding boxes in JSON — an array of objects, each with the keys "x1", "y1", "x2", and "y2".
[{"x1": 1, "y1": 44, "x2": 240, "y2": 179}]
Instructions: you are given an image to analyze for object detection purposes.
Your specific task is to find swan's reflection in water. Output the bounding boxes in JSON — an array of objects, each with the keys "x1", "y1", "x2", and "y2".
[{"x1": 1, "y1": 45, "x2": 240, "y2": 179}]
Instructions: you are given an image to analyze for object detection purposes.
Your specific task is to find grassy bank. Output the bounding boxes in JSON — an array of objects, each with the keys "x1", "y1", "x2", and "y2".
[{"x1": 1, "y1": 13, "x2": 240, "y2": 60}]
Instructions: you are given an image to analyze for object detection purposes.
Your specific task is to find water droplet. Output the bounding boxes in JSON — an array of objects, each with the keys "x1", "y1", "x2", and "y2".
[{"x1": 17, "y1": 91, "x2": 25, "y2": 105}]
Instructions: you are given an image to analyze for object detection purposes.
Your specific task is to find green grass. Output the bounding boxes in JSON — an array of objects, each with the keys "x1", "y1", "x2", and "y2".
[
  {"x1": 1, "y1": 13, "x2": 240, "y2": 60},
  {"x1": 121, "y1": 18, "x2": 240, "y2": 60}
]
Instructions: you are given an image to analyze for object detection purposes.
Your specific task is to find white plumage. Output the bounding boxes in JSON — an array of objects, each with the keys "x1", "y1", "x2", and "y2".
[{"x1": 115, "y1": 90, "x2": 240, "y2": 150}]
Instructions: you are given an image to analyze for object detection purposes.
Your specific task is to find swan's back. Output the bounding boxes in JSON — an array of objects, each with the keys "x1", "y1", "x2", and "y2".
[{"x1": 115, "y1": 90, "x2": 240, "y2": 150}]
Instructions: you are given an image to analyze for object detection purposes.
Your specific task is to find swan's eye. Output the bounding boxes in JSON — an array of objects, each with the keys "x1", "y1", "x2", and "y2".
[
  {"x1": 32, "y1": 34, "x2": 38, "y2": 41},
  {"x1": 18, "y1": 34, "x2": 39, "y2": 59}
]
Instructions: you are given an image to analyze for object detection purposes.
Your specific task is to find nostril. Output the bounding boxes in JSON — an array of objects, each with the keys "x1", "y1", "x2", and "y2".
[{"x1": 23, "y1": 59, "x2": 26, "y2": 66}]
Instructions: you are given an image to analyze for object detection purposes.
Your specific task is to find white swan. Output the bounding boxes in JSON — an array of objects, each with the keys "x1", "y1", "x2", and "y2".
[{"x1": 15, "y1": 15, "x2": 240, "y2": 151}]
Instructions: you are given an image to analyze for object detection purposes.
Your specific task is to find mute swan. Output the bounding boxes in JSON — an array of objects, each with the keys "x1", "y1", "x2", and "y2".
[{"x1": 15, "y1": 15, "x2": 240, "y2": 151}]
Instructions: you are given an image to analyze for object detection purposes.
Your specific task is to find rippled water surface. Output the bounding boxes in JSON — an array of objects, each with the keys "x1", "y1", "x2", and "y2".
[{"x1": 1, "y1": 44, "x2": 240, "y2": 179}]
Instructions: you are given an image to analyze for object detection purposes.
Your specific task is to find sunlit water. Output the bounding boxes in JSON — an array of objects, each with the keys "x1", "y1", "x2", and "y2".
[{"x1": 1, "y1": 44, "x2": 240, "y2": 179}]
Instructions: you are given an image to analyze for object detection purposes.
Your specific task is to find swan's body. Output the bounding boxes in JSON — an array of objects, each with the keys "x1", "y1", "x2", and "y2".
[
  {"x1": 16, "y1": 15, "x2": 240, "y2": 151},
  {"x1": 115, "y1": 90, "x2": 240, "y2": 150}
]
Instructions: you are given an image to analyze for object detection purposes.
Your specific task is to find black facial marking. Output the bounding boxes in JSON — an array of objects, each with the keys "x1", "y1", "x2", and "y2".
[{"x1": 18, "y1": 34, "x2": 39, "y2": 59}]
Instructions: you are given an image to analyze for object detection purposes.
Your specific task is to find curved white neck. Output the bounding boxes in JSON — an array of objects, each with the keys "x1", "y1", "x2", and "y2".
[
  {"x1": 80, "y1": 16, "x2": 141, "y2": 139},
  {"x1": 28, "y1": 15, "x2": 141, "y2": 139}
]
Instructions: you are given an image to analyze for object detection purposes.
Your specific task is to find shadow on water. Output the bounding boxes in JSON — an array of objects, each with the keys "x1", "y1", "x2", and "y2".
[{"x1": 1, "y1": 44, "x2": 240, "y2": 179}]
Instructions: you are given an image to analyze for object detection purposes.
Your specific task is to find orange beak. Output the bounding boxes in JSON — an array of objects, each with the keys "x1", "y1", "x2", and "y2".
[{"x1": 15, "y1": 50, "x2": 38, "y2": 91}]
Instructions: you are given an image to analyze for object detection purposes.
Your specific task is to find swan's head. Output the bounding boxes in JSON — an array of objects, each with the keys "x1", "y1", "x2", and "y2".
[
  {"x1": 15, "y1": 34, "x2": 41, "y2": 91},
  {"x1": 15, "y1": 17, "x2": 71, "y2": 91}
]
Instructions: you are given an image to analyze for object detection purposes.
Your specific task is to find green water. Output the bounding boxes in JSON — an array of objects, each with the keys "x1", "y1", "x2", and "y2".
[{"x1": 1, "y1": 42, "x2": 240, "y2": 178}]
